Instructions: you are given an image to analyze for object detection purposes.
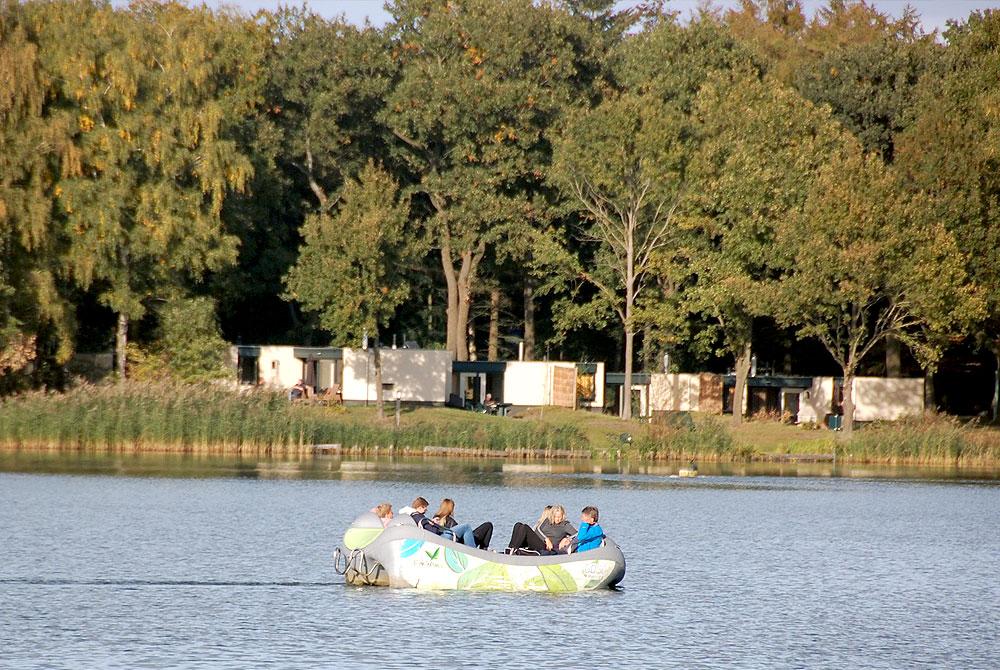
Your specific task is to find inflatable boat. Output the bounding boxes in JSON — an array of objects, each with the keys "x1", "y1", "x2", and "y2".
[{"x1": 334, "y1": 512, "x2": 626, "y2": 592}]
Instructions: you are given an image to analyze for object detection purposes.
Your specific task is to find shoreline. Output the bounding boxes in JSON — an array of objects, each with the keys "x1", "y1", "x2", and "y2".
[
  {"x1": 3, "y1": 382, "x2": 999, "y2": 470},
  {"x1": 2, "y1": 440, "x2": 998, "y2": 469}
]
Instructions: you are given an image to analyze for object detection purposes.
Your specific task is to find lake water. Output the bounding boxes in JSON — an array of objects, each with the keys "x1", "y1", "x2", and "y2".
[{"x1": 1, "y1": 452, "x2": 999, "y2": 669}]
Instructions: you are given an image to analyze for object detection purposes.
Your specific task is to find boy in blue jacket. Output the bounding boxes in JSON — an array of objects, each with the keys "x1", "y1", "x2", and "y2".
[{"x1": 575, "y1": 506, "x2": 604, "y2": 552}]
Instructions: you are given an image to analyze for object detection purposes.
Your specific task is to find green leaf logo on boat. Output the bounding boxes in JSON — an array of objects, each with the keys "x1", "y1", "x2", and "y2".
[
  {"x1": 400, "y1": 539, "x2": 424, "y2": 558},
  {"x1": 538, "y1": 564, "x2": 578, "y2": 592},
  {"x1": 444, "y1": 548, "x2": 468, "y2": 573},
  {"x1": 456, "y1": 562, "x2": 513, "y2": 590},
  {"x1": 424, "y1": 547, "x2": 441, "y2": 560}
]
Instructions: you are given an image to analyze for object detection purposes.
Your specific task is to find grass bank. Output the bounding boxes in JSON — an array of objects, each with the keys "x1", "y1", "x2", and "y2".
[{"x1": 1, "y1": 382, "x2": 998, "y2": 466}]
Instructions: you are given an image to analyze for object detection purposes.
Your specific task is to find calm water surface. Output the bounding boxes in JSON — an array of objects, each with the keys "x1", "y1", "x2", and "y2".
[{"x1": 1, "y1": 452, "x2": 998, "y2": 669}]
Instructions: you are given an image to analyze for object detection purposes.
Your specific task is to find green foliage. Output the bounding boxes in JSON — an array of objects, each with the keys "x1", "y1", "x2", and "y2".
[
  {"x1": 681, "y1": 69, "x2": 849, "y2": 363},
  {"x1": 895, "y1": 11, "x2": 1000, "y2": 358},
  {"x1": 0, "y1": 382, "x2": 590, "y2": 453},
  {"x1": 158, "y1": 298, "x2": 229, "y2": 382},
  {"x1": 284, "y1": 162, "x2": 414, "y2": 343},
  {"x1": 632, "y1": 415, "x2": 744, "y2": 460},
  {"x1": 3, "y1": 0, "x2": 1000, "y2": 419},
  {"x1": 770, "y1": 150, "x2": 983, "y2": 377},
  {"x1": 794, "y1": 37, "x2": 937, "y2": 162}
]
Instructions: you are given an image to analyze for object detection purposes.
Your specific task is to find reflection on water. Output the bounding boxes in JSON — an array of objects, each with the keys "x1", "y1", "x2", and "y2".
[
  {"x1": 2, "y1": 451, "x2": 999, "y2": 668},
  {"x1": 0, "y1": 449, "x2": 997, "y2": 483}
]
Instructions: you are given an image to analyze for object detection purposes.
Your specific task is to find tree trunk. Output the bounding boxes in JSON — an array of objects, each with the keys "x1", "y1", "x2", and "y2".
[
  {"x1": 373, "y1": 344, "x2": 384, "y2": 420},
  {"x1": 523, "y1": 278, "x2": 535, "y2": 361},
  {"x1": 886, "y1": 334, "x2": 902, "y2": 377},
  {"x1": 488, "y1": 288, "x2": 500, "y2": 361},
  {"x1": 441, "y1": 247, "x2": 459, "y2": 358},
  {"x1": 992, "y1": 350, "x2": 999, "y2": 423},
  {"x1": 115, "y1": 312, "x2": 128, "y2": 383},
  {"x1": 732, "y1": 340, "x2": 751, "y2": 425},
  {"x1": 622, "y1": 324, "x2": 634, "y2": 421},
  {"x1": 456, "y1": 252, "x2": 473, "y2": 362},
  {"x1": 925, "y1": 369, "x2": 935, "y2": 411},
  {"x1": 841, "y1": 371, "x2": 855, "y2": 438},
  {"x1": 621, "y1": 232, "x2": 636, "y2": 421}
]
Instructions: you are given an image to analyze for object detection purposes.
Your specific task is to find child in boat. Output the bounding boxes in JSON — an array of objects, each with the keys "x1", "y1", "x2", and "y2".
[
  {"x1": 432, "y1": 498, "x2": 493, "y2": 549},
  {"x1": 410, "y1": 497, "x2": 478, "y2": 548},
  {"x1": 574, "y1": 506, "x2": 605, "y2": 552},
  {"x1": 370, "y1": 503, "x2": 393, "y2": 527}
]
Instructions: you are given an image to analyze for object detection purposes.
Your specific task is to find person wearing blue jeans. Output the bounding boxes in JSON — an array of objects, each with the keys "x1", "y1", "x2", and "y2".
[
  {"x1": 408, "y1": 497, "x2": 480, "y2": 549},
  {"x1": 432, "y1": 498, "x2": 492, "y2": 549}
]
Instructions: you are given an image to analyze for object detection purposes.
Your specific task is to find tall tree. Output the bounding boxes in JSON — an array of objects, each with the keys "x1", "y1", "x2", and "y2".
[
  {"x1": 381, "y1": 0, "x2": 581, "y2": 361},
  {"x1": 29, "y1": 1, "x2": 257, "y2": 379},
  {"x1": 769, "y1": 151, "x2": 982, "y2": 436},
  {"x1": 550, "y1": 93, "x2": 685, "y2": 419},
  {"x1": 684, "y1": 70, "x2": 848, "y2": 424},
  {"x1": 895, "y1": 10, "x2": 1000, "y2": 418},
  {"x1": 283, "y1": 163, "x2": 414, "y2": 419}
]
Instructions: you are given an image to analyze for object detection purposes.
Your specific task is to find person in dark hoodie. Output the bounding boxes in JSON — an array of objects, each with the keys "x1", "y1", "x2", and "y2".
[{"x1": 409, "y1": 497, "x2": 478, "y2": 548}]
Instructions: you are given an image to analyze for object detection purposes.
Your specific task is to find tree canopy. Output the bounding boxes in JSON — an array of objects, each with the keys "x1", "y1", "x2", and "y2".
[{"x1": 2, "y1": 0, "x2": 998, "y2": 423}]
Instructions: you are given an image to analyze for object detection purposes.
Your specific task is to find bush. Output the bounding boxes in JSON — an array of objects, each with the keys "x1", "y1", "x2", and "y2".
[
  {"x1": 632, "y1": 416, "x2": 747, "y2": 460},
  {"x1": 843, "y1": 412, "x2": 1000, "y2": 464}
]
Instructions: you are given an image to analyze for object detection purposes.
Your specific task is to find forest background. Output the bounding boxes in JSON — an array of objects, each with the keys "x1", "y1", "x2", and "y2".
[{"x1": 4, "y1": 0, "x2": 1000, "y2": 431}]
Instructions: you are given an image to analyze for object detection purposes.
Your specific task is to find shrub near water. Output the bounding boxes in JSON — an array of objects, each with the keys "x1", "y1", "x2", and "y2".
[
  {"x1": 0, "y1": 382, "x2": 589, "y2": 453},
  {"x1": 631, "y1": 416, "x2": 751, "y2": 460},
  {"x1": 843, "y1": 413, "x2": 1000, "y2": 464}
]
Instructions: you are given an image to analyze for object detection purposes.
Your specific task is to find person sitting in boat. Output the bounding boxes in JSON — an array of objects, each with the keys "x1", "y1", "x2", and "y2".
[
  {"x1": 537, "y1": 504, "x2": 577, "y2": 553},
  {"x1": 370, "y1": 503, "x2": 393, "y2": 528},
  {"x1": 432, "y1": 498, "x2": 493, "y2": 550},
  {"x1": 506, "y1": 505, "x2": 567, "y2": 555},
  {"x1": 573, "y1": 506, "x2": 605, "y2": 553},
  {"x1": 409, "y1": 497, "x2": 478, "y2": 548}
]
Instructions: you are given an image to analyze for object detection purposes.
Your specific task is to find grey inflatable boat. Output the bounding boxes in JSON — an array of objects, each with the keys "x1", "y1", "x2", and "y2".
[{"x1": 334, "y1": 512, "x2": 626, "y2": 592}]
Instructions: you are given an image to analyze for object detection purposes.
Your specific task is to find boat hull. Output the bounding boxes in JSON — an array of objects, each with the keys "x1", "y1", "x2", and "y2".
[{"x1": 342, "y1": 520, "x2": 625, "y2": 592}]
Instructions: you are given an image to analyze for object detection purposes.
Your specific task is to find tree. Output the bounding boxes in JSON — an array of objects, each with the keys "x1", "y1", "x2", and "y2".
[
  {"x1": 283, "y1": 163, "x2": 414, "y2": 418},
  {"x1": 381, "y1": 0, "x2": 581, "y2": 361},
  {"x1": 895, "y1": 10, "x2": 1000, "y2": 418},
  {"x1": 684, "y1": 70, "x2": 849, "y2": 424},
  {"x1": 158, "y1": 297, "x2": 230, "y2": 382},
  {"x1": 769, "y1": 151, "x2": 982, "y2": 436},
  {"x1": 0, "y1": 3, "x2": 75, "y2": 389},
  {"x1": 550, "y1": 93, "x2": 685, "y2": 419},
  {"x1": 794, "y1": 36, "x2": 936, "y2": 163},
  {"x1": 29, "y1": 1, "x2": 256, "y2": 380}
]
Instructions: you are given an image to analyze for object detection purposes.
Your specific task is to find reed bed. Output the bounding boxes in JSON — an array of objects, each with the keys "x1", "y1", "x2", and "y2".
[
  {"x1": 841, "y1": 413, "x2": 1000, "y2": 465},
  {"x1": 627, "y1": 416, "x2": 756, "y2": 461},
  {"x1": 0, "y1": 382, "x2": 590, "y2": 455},
  {"x1": 3, "y1": 384, "x2": 1000, "y2": 465}
]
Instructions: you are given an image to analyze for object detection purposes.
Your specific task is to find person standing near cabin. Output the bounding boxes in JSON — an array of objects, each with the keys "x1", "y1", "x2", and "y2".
[
  {"x1": 433, "y1": 498, "x2": 492, "y2": 550},
  {"x1": 409, "y1": 497, "x2": 477, "y2": 548},
  {"x1": 575, "y1": 506, "x2": 604, "y2": 553}
]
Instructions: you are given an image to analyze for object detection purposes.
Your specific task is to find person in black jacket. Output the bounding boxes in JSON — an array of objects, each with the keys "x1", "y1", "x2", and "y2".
[{"x1": 409, "y1": 497, "x2": 478, "y2": 548}]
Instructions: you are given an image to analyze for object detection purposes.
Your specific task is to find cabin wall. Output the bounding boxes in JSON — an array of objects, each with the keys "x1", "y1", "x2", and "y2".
[
  {"x1": 853, "y1": 377, "x2": 924, "y2": 421},
  {"x1": 341, "y1": 348, "x2": 452, "y2": 404},
  {"x1": 649, "y1": 373, "x2": 701, "y2": 412}
]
